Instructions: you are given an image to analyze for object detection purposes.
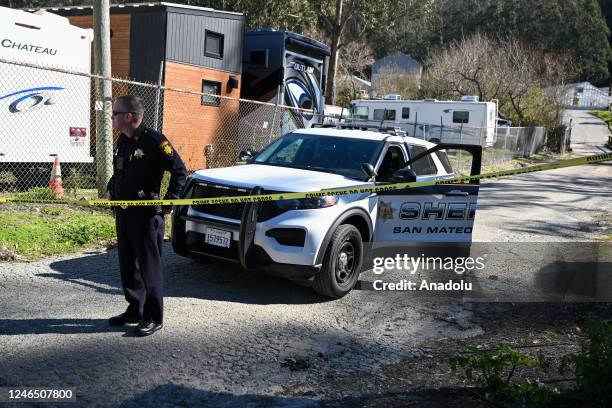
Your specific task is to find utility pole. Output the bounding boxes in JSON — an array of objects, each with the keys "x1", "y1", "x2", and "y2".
[{"x1": 93, "y1": 0, "x2": 113, "y2": 197}]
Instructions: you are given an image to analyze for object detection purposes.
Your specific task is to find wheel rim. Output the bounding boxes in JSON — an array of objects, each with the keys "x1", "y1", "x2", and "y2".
[{"x1": 335, "y1": 241, "x2": 356, "y2": 284}]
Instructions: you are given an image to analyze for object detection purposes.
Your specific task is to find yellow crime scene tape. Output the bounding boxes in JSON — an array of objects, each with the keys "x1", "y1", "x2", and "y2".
[{"x1": 0, "y1": 153, "x2": 610, "y2": 208}]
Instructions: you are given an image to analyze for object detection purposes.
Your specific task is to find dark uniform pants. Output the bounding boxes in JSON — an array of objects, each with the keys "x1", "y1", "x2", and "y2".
[{"x1": 115, "y1": 208, "x2": 165, "y2": 324}]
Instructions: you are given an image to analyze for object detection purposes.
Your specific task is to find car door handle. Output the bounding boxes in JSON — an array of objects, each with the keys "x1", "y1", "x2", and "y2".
[{"x1": 446, "y1": 190, "x2": 469, "y2": 197}]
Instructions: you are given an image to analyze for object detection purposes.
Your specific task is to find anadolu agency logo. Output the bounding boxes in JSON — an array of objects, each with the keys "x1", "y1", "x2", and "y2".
[{"x1": 0, "y1": 86, "x2": 64, "y2": 113}]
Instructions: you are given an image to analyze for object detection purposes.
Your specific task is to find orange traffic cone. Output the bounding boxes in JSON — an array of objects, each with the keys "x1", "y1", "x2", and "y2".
[{"x1": 48, "y1": 156, "x2": 64, "y2": 199}]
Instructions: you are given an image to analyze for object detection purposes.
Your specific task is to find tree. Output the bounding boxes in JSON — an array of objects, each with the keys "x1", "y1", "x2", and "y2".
[
  {"x1": 432, "y1": 0, "x2": 611, "y2": 84},
  {"x1": 229, "y1": 0, "x2": 318, "y2": 32},
  {"x1": 9, "y1": 0, "x2": 610, "y2": 86},
  {"x1": 367, "y1": 0, "x2": 611, "y2": 85},
  {"x1": 334, "y1": 40, "x2": 374, "y2": 105},
  {"x1": 422, "y1": 34, "x2": 573, "y2": 127},
  {"x1": 371, "y1": 65, "x2": 419, "y2": 100},
  {"x1": 310, "y1": 0, "x2": 390, "y2": 104},
  {"x1": 366, "y1": 0, "x2": 441, "y2": 61}
]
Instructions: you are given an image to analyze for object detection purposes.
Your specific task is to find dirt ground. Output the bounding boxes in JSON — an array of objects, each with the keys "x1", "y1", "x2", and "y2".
[{"x1": 334, "y1": 302, "x2": 612, "y2": 407}]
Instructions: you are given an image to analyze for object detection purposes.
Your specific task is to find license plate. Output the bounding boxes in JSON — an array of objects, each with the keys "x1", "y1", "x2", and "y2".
[{"x1": 205, "y1": 227, "x2": 232, "y2": 248}]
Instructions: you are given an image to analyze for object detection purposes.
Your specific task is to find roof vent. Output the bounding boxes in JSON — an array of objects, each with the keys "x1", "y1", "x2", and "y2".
[
  {"x1": 460, "y1": 95, "x2": 479, "y2": 102},
  {"x1": 383, "y1": 94, "x2": 402, "y2": 100}
]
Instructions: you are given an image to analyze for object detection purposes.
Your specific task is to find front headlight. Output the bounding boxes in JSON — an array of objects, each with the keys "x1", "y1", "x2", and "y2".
[{"x1": 277, "y1": 195, "x2": 338, "y2": 210}]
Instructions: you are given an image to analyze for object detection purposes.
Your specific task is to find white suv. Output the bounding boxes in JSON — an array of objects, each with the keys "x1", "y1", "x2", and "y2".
[{"x1": 172, "y1": 128, "x2": 482, "y2": 298}]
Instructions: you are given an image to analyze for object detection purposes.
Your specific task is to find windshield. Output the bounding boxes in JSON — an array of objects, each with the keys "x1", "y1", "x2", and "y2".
[{"x1": 253, "y1": 133, "x2": 383, "y2": 179}]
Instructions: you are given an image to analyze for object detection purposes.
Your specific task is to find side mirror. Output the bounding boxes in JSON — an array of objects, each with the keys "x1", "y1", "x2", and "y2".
[
  {"x1": 238, "y1": 149, "x2": 257, "y2": 162},
  {"x1": 391, "y1": 168, "x2": 417, "y2": 183},
  {"x1": 361, "y1": 163, "x2": 377, "y2": 180}
]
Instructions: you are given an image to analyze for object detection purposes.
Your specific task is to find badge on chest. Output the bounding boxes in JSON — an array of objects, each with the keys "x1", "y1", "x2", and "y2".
[{"x1": 133, "y1": 148, "x2": 145, "y2": 159}]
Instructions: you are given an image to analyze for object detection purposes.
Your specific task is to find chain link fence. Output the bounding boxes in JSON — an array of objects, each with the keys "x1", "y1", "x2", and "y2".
[
  {"x1": 0, "y1": 57, "x2": 96, "y2": 194},
  {"x1": 0, "y1": 57, "x2": 557, "y2": 200},
  {"x1": 341, "y1": 118, "x2": 548, "y2": 168},
  {"x1": 0, "y1": 58, "x2": 313, "y2": 197}
]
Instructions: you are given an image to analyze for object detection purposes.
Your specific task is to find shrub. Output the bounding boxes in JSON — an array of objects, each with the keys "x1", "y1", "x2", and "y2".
[
  {"x1": 17, "y1": 187, "x2": 55, "y2": 201},
  {"x1": 450, "y1": 319, "x2": 612, "y2": 407},
  {"x1": 450, "y1": 344, "x2": 538, "y2": 391},
  {"x1": 560, "y1": 319, "x2": 612, "y2": 407},
  {"x1": 449, "y1": 344, "x2": 554, "y2": 406},
  {"x1": 63, "y1": 168, "x2": 96, "y2": 197},
  {"x1": 0, "y1": 170, "x2": 17, "y2": 186}
]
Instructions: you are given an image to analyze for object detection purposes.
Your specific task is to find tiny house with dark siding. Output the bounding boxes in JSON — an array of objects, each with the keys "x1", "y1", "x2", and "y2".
[{"x1": 34, "y1": 2, "x2": 245, "y2": 170}]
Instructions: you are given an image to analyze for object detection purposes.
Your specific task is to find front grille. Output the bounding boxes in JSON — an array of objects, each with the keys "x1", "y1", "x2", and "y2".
[
  {"x1": 190, "y1": 182, "x2": 288, "y2": 221},
  {"x1": 191, "y1": 183, "x2": 249, "y2": 219}
]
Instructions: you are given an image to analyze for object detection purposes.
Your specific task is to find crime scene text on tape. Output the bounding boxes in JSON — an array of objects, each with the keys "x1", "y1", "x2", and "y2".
[{"x1": 0, "y1": 153, "x2": 610, "y2": 208}]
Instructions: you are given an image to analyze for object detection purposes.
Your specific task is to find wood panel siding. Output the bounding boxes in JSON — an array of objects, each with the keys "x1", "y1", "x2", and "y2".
[
  {"x1": 162, "y1": 61, "x2": 241, "y2": 170},
  {"x1": 67, "y1": 14, "x2": 131, "y2": 79}
]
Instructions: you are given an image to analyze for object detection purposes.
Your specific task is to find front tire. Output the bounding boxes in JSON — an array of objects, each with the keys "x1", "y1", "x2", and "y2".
[{"x1": 313, "y1": 224, "x2": 363, "y2": 298}]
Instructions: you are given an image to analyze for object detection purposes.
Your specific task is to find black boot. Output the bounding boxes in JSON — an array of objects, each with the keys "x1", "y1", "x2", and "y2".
[{"x1": 108, "y1": 312, "x2": 141, "y2": 326}]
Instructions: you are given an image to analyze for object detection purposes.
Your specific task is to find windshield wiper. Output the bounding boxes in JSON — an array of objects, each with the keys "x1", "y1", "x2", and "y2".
[{"x1": 304, "y1": 165, "x2": 334, "y2": 173}]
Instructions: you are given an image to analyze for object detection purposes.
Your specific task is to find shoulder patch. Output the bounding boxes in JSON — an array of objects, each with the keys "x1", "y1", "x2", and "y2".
[{"x1": 160, "y1": 140, "x2": 174, "y2": 157}]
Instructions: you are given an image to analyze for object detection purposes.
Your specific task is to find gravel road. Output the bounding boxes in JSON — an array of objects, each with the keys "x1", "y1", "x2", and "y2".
[{"x1": 0, "y1": 248, "x2": 483, "y2": 407}]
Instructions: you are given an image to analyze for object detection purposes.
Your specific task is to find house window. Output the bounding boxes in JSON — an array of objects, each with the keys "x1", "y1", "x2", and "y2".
[
  {"x1": 205, "y1": 30, "x2": 224, "y2": 59},
  {"x1": 201, "y1": 80, "x2": 221, "y2": 106},
  {"x1": 452, "y1": 110, "x2": 469, "y2": 124},
  {"x1": 402, "y1": 107, "x2": 410, "y2": 119}
]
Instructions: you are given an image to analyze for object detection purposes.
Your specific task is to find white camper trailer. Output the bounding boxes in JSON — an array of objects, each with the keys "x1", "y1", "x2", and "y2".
[
  {"x1": 0, "y1": 6, "x2": 93, "y2": 184},
  {"x1": 349, "y1": 96, "x2": 498, "y2": 146}
]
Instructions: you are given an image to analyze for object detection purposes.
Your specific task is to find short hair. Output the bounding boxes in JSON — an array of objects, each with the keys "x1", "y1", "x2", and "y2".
[{"x1": 116, "y1": 95, "x2": 144, "y2": 120}]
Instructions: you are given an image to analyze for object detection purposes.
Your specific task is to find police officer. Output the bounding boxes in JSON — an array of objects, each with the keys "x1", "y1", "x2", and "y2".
[{"x1": 107, "y1": 95, "x2": 187, "y2": 336}]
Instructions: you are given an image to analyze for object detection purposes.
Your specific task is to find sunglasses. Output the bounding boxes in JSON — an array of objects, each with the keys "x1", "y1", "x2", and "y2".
[{"x1": 112, "y1": 111, "x2": 135, "y2": 117}]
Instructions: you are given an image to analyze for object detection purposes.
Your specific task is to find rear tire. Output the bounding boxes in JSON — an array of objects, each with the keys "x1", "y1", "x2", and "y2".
[{"x1": 313, "y1": 224, "x2": 363, "y2": 298}]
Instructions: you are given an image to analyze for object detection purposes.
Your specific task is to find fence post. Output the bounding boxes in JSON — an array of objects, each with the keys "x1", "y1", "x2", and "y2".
[
  {"x1": 268, "y1": 85, "x2": 281, "y2": 145},
  {"x1": 93, "y1": 0, "x2": 113, "y2": 198},
  {"x1": 413, "y1": 112, "x2": 418, "y2": 139},
  {"x1": 503, "y1": 129, "x2": 508, "y2": 162},
  {"x1": 153, "y1": 61, "x2": 164, "y2": 131},
  {"x1": 458, "y1": 126, "x2": 463, "y2": 172}
]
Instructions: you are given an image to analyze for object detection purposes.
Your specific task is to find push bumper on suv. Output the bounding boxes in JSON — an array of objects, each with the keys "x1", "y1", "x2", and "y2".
[{"x1": 172, "y1": 181, "x2": 323, "y2": 284}]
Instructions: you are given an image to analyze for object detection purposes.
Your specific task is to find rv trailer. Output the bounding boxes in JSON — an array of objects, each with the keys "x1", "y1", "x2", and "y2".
[
  {"x1": 349, "y1": 95, "x2": 498, "y2": 146},
  {"x1": 0, "y1": 6, "x2": 93, "y2": 186}
]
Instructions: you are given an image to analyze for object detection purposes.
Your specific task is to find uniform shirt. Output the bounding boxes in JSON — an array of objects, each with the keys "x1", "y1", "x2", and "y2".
[{"x1": 107, "y1": 123, "x2": 188, "y2": 203}]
